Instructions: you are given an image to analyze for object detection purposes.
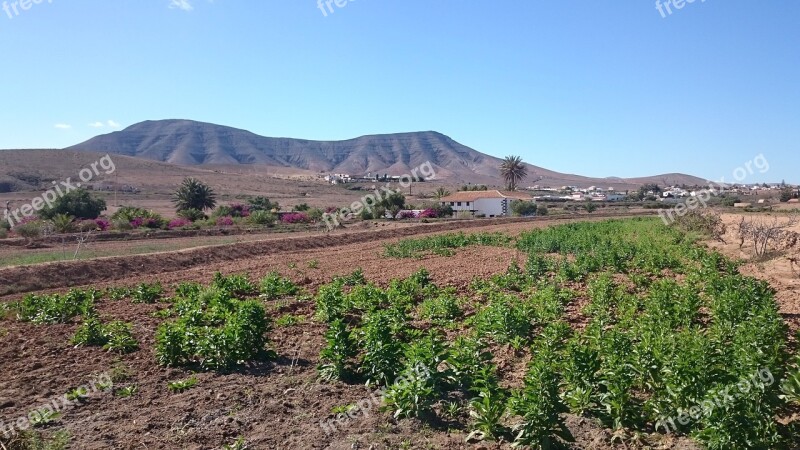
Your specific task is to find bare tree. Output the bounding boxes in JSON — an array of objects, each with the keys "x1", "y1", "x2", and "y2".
[{"x1": 736, "y1": 214, "x2": 799, "y2": 259}]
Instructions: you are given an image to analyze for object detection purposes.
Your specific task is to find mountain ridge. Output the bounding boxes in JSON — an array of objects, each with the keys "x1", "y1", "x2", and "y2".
[{"x1": 65, "y1": 119, "x2": 707, "y2": 188}]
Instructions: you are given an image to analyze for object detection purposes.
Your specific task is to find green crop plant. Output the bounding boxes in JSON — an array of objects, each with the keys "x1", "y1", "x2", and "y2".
[
  {"x1": 102, "y1": 321, "x2": 139, "y2": 353},
  {"x1": 358, "y1": 310, "x2": 404, "y2": 386},
  {"x1": 318, "y1": 319, "x2": 358, "y2": 382},
  {"x1": 383, "y1": 232, "x2": 512, "y2": 258},
  {"x1": 334, "y1": 268, "x2": 366, "y2": 286},
  {"x1": 212, "y1": 272, "x2": 258, "y2": 298},
  {"x1": 115, "y1": 385, "x2": 138, "y2": 398},
  {"x1": 418, "y1": 292, "x2": 462, "y2": 323},
  {"x1": 16, "y1": 289, "x2": 98, "y2": 324},
  {"x1": 155, "y1": 280, "x2": 272, "y2": 370},
  {"x1": 446, "y1": 335, "x2": 494, "y2": 392},
  {"x1": 260, "y1": 272, "x2": 299, "y2": 300},
  {"x1": 314, "y1": 279, "x2": 347, "y2": 322},
  {"x1": 131, "y1": 282, "x2": 163, "y2": 304},
  {"x1": 73, "y1": 318, "x2": 138, "y2": 354},
  {"x1": 472, "y1": 294, "x2": 532, "y2": 345},
  {"x1": 509, "y1": 355, "x2": 573, "y2": 448},
  {"x1": 467, "y1": 390, "x2": 509, "y2": 442},
  {"x1": 168, "y1": 376, "x2": 198, "y2": 393},
  {"x1": 72, "y1": 316, "x2": 107, "y2": 347}
]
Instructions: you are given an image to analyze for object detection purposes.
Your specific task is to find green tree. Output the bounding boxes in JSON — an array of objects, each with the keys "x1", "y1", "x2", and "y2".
[
  {"x1": 500, "y1": 156, "x2": 528, "y2": 191},
  {"x1": 173, "y1": 178, "x2": 217, "y2": 212},
  {"x1": 510, "y1": 200, "x2": 538, "y2": 216},
  {"x1": 248, "y1": 196, "x2": 278, "y2": 212},
  {"x1": 378, "y1": 191, "x2": 406, "y2": 210},
  {"x1": 39, "y1": 189, "x2": 106, "y2": 220},
  {"x1": 780, "y1": 188, "x2": 795, "y2": 203}
]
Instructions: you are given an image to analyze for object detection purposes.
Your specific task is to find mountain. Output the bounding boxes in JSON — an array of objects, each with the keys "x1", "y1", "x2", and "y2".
[{"x1": 65, "y1": 120, "x2": 707, "y2": 188}]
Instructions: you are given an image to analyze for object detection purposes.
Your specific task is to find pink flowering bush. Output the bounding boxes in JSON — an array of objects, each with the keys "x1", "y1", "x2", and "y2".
[
  {"x1": 216, "y1": 216, "x2": 235, "y2": 227},
  {"x1": 231, "y1": 203, "x2": 251, "y2": 218},
  {"x1": 168, "y1": 218, "x2": 193, "y2": 230},
  {"x1": 94, "y1": 218, "x2": 111, "y2": 231},
  {"x1": 419, "y1": 209, "x2": 438, "y2": 219},
  {"x1": 281, "y1": 213, "x2": 310, "y2": 224}
]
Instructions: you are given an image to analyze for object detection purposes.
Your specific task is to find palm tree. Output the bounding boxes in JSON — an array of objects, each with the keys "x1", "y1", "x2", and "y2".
[
  {"x1": 173, "y1": 178, "x2": 217, "y2": 212},
  {"x1": 434, "y1": 187, "x2": 451, "y2": 199},
  {"x1": 500, "y1": 156, "x2": 528, "y2": 191}
]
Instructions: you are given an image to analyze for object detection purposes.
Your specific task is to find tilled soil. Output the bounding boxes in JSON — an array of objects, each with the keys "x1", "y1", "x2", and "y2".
[{"x1": 0, "y1": 213, "x2": 712, "y2": 450}]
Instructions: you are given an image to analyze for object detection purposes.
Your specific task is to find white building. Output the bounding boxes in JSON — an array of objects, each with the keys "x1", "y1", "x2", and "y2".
[{"x1": 440, "y1": 190, "x2": 533, "y2": 217}]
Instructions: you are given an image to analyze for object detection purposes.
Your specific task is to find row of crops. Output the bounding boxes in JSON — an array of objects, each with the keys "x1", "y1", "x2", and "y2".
[{"x1": 3, "y1": 218, "x2": 800, "y2": 449}]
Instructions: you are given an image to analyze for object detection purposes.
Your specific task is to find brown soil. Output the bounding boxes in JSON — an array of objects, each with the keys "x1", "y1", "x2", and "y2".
[{"x1": 0, "y1": 212, "x2": 754, "y2": 450}]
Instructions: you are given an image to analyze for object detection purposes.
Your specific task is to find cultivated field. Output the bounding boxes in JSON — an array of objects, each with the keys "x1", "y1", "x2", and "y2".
[{"x1": 1, "y1": 213, "x2": 799, "y2": 450}]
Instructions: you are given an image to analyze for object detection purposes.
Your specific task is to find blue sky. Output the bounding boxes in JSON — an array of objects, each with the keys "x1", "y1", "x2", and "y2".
[{"x1": 0, "y1": 0, "x2": 797, "y2": 183}]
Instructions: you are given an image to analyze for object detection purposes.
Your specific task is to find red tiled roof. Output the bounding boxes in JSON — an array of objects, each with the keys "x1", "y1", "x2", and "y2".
[{"x1": 440, "y1": 190, "x2": 532, "y2": 202}]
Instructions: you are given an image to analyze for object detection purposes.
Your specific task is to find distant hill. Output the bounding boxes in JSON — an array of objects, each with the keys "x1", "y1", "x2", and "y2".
[{"x1": 65, "y1": 119, "x2": 707, "y2": 189}]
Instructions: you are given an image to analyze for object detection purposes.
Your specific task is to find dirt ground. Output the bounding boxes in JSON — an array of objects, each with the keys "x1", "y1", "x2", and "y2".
[
  {"x1": 707, "y1": 212, "x2": 800, "y2": 333},
  {"x1": 0, "y1": 211, "x2": 794, "y2": 449}
]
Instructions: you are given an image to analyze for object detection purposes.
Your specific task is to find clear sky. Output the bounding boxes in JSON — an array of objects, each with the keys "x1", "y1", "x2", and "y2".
[{"x1": 0, "y1": 0, "x2": 797, "y2": 183}]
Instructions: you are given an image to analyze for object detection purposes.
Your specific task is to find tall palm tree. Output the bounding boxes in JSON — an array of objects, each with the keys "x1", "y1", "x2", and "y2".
[
  {"x1": 173, "y1": 177, "x2": 217, "y2": 212},
  {"x1": 500, "y1": 155, "x2": 528, "y2": 191}
]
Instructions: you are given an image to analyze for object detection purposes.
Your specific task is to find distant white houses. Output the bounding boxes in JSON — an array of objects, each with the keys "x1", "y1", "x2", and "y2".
[{"x1": 439, "y1": 190, "x2": 533, "y2": 217}]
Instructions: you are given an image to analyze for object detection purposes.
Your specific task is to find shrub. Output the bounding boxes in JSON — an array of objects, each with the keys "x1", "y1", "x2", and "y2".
[
  {"x1": 281, "y1": 212, "x2": 310, "y2": 224},
  {"x1": 216, "y1": 216, "x2": 235, "y2": 227},
  {"x1": 0, "y1": 228, "x2": 6, "y2": 239},
  {"x1": 248, "y1": 196, "x2": 278, "y2": 212},
  {"x1": 537, "y1": 205, "x2": 549, "y2": 216},
  {"x1": 177, "y1": 208, "x2": 206, "y2": 221},
  {"x1": 249, "y1": 210, "x2": 277, "y2": 226},
  {"x1": 511, "y1": 200, "x2": 538, "y2": 216},
  {"x1": 398, "y1": 211, "x2": 418, "y2": 220},
  {"x1": 38, "y1": 189, "x2": 106, "y2": 220},
  {"x1": 418, "y1": 208, "x2": 438, "y2": 219},
  {"x1": 168, "y1": 218, "x2": 193, "y2": 230},
  {"x1": 112, "y1": 207, "x2": 165, "y2": 229},
  {"x1": 50, "y1": 213, "x2": 75, "y2": 233},
  {"x1": 94, "y1": 218, "x2": 111, "y2": 231},
  {"x1": 14, "y1": 220, "x2": 44, "y2": 243}
]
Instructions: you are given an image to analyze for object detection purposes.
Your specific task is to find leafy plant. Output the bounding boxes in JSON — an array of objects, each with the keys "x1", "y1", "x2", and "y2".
[
  {"x1": 168, "y1": 376, "x2": 199, "y2": 393},
  {"x1": 115, "y1": 385, "x2": 138, "y2": 398},
  {"x1": 318, "y1": 319, "x2": 358, "y2": 382},
  {"x1": 131, "y1": 282, "x2": 163, "y2": 304},
  {"x1": 155, "y1": 285, "x2": 272, "y2": 370},
  {"x1": 173, "y1": 177, "x2": 216, "y2": 212},
  {"x1": 260, "y1": 272, "x2": 299, "y2": 300},
  {"x1": 359, "y1": 310, "x2": 404, "y2": 386},
  {"x1": 16, "y1": 289, "x2": 98, "y2": 324}
]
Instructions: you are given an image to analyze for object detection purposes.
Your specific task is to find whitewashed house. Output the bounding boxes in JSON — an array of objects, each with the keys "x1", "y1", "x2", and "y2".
[{"x1": 440, "y1": 190, "x2": 533, "y2": 217}]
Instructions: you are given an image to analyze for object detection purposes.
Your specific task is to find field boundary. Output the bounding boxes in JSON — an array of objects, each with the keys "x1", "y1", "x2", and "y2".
[{"x1": 0, "y1": 211, "x2": 653, "y2": 296}]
